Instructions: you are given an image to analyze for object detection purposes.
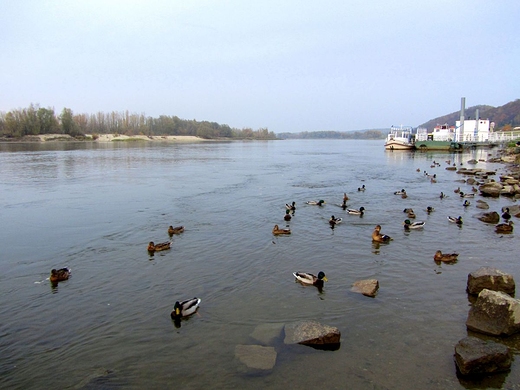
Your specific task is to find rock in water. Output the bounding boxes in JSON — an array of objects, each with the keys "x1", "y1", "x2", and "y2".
[
  {"x1": 467, "y1": 267, "x2": 515, "y2": 296},
  {"x1": 454, "y1": 337, "x2": 512, "y2": 376},
  {"x1": 284, "y1": 321, "x2": 340, "y2": 347},
  {"x1": 235, "y1": 345, "x2": 277, "y2": 370},
  {"x1": 466, "y1": 289, "x2": 520, "y2": 336},
  {"x1": 351, "y1": 279, "x2": 379, "y2": 297}
]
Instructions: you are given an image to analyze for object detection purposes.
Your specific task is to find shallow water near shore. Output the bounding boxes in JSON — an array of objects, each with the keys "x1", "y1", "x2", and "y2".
[{"x1": 0, "y1": 139, "x2": 519, "y2": 389}]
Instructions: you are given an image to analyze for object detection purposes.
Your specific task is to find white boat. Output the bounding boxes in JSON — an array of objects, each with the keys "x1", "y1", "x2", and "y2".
[{"x1": 384, "y1": 125, "x2": 415, "y2": 150}]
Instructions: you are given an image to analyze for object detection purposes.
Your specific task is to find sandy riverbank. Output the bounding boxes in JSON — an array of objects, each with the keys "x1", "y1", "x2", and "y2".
[{"x1": 5, "y1": 134, "x2": 209, "y2": 142}]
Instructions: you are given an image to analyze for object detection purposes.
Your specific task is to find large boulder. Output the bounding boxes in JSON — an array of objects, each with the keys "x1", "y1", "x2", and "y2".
[
  {"x1": 351, "y1": 279, "x2": 379, "y2": 297},
  {"x1": 476, "y1": 211, "x2": 500, "y2": 224},
  {"x1": 479, "y1": 182, "x2": 503, "y2": 197},
  {"x1": 284, "y1": 321, "x2": 340, "y2": 347},
  {"x1": 466, "y1": 289, "x2": 520, "y2": 336},
  {"x1": 235, "y1": 345, "x2": 277, "y2": 370},
  {"x1": 467, "y1": 267, "x2": 515, "y2": 296},
  {"x1": 454, "y1": 337, "x2": 512, "y2": 376}
]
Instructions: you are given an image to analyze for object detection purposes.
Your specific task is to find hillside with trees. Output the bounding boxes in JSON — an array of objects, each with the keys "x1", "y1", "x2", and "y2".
[
  {"x1": 0, "y1": 104, "x2": 276, "y2": 140},
  {"x1": 419, "y1": 99, "x2": 520, "y2": 131}
]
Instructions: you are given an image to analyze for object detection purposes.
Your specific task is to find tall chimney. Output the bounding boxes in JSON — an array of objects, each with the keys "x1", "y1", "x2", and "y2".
[{"x1": 459, "y1": 97, "x2": 465, "y2": 139}]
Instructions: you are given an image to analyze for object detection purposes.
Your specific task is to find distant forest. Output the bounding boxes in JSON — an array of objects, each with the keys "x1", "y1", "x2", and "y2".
[
  {"x1": 0, "y1": 104, "x2": 276, "y2": 140},
  {"x1": 277, "y1": 130, "x2": 386, "y2": 139},
  {"x1": 420, "y1": 99, "x2": 520, "y2": 131}
]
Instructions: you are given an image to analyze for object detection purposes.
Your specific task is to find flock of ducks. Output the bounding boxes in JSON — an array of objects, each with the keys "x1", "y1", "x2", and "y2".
[
  {"x1": 48, "y1": 224, "x2": 201, "y2": 326},
  {"x1": 48, "y1": 157, "x2": 515, "y2": 325}
]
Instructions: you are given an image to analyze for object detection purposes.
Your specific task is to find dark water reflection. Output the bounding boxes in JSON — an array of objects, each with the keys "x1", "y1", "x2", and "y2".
[{"x1": 0, "y1": 140, "x2": 518, "y2": 389}]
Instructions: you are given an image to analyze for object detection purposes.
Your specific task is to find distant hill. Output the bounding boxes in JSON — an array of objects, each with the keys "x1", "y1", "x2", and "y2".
[
  {"x1": 277, "y1": 129, "x2": 386, "y2": 140},
  {"x1": 419, "y1": 99, "x2": 520, "y2": 131}
]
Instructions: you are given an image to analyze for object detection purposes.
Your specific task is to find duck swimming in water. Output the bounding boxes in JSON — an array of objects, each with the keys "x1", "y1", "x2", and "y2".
[
  {"x1": 357, "y1": 185, "x2": 366, "y2": 191},
  {"x1": 495, "y1": 221, "x2": 513, "y2": 233},
  {"x1": 433, "y1": 250, "x2": 459, "y2": 263},
  {"x1": 49, "y1": 268, "x2": 71, "y2": 284},
  {"x1": 148, "y1": 241, "x2": 171, "y2": 252},
  {"x1": 502, "y1": 208, "x2": 511, "y2": 221},
  {"x1": 286, "y1": 201, "x2": 296, "y2": 211},
  {"x1": 403, "y1": 219, "x2": 425, "y2": 229},
  {"x1": 394, "y1": 189, "x2": 406, "y2": 195},
  {"x1": 293, "y1": 271, "x2": 328, "y2": 290},
  {"x1": 426, "y1": 206, "x2": 435, "y2": 214},
  {"x1": 168, "y1": 225, "x2": 185, "y2": 235},
  {"x1": 447, "y1": 216, "x2": 463, "y2": 225},
  {"x1": 463, "y1": 200, "x2": 471, "y2": 207},
  {"x1": 372, "y1": 225, "x2": 392, "y2": 242},
  {"x1": 329, "y1": 215, "x2": 342, "y2": 227},
  {"x1": 273, "y1": 224, "x2": 291, "y2": 235},
  {"x1": 347, "y1": 206, "x2": 365, "y2": 215},
  {"x1": 170, "y1": 298, "x2": 201, "y2": 325},
  {"x1": 306, "y1": 200, "x2": 325, "y2": 206}
]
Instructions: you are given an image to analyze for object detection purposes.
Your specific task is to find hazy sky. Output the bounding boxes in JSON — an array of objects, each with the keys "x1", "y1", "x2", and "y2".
[{"x1": 1, "y1": 0, "x2": 518, "y2": 132}]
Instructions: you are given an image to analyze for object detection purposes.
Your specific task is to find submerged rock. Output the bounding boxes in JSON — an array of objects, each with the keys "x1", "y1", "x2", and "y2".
[
  {"x1": 351, "y1": 279, "x2": 379, "y2": 297},
  {"x1": 466, "y1": 289, "x2": 520, "y2": 336},
  {"x1": 250, "y1": 323, "x2": 284, "y2": 345},
  {"x1": 454, "y1": 337, "x2": 512, "y2": 376},
  {"x1": 284, "y1": 321, "x2": 340, "y2": 347},
  {"x1": 467, "y1": 267, "x2": 515, "y2": 296},
  {"x1": 476, "y1": 211, "x2": 500, "y2": 224},
  {"x1": 475, "y1": 200, "x2": 489, "y2": 209},
  {"x1": 235, "y1": 344, "x2": 277, "y2": 370}
]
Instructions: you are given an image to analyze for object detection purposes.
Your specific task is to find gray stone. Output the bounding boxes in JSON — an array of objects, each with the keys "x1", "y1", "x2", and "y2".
[
  {"x1": 476, "y1": 211, "x2": 500, "y2": 224},
  {"x1": 479, "y1": 182, "x2": 503, "y2": 197},
  {"x1": 467, "y1": 267, "x2": 515, "y2": 296},
  {"x1": 250, "y1": 323, "x2": 284, "y2": 345},
  {"x1": 284, "y1": 321, "x2": 340, "y2": 346},
  {"x1": 466, "y1": 289, "x2": 520, "y2": 336},
  {"x1": 454, "y1": 337, "x2": 512, "y2": 376},
  {"x1": 235, "y1": 344, "x2": 277, "y2": 370},
  {"x1": 351, "y1": 279, "x2": 379, "y2": 297},
  {"x1": 475, "y1": 200, "x2": 489, "y2": 209}
]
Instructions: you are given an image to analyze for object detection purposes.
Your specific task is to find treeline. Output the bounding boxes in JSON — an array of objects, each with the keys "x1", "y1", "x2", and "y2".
[
  {"x1": 0, "y1": 104, "x2": 277, "y2": 140},
  {"x1": 277, "y1": 130, "x2": 386, "y2": 139}
]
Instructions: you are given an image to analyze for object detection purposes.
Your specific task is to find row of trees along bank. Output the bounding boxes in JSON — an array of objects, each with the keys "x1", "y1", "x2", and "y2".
[{"x1": 0, "y1": 104, "x2": 276, "y2": 140}]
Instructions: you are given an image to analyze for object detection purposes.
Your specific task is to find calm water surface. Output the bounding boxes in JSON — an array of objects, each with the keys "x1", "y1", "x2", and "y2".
[{"x1": 0, "y1": 140, "x2": 519, "y2": 389}]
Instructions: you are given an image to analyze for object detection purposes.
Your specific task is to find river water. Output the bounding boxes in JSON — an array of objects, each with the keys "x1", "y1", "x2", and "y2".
[{"x1": 0, "y1": 139, "x2": 519, "y2": 389}]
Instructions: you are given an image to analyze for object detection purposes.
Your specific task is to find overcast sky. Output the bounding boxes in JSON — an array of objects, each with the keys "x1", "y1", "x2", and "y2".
[{"x1": 1, "y1": 0, "x2": 518, "y2": 132}]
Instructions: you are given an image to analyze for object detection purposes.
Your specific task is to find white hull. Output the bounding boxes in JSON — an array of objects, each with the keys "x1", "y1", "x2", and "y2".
[{"x1": 384, "y1": 139, "x2": 414, "y2": 150}]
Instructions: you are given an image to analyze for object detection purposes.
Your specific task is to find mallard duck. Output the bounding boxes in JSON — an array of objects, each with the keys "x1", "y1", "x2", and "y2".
[
  {"x1": 306, "y1": 200, "x2": 325, "y2": 206},
  {"x1": 495, "y1": 221, "x2": 513, "y2": 233},
  {"x1": 407, "y1": 210, "x2": 416, "y2": 219},
  {"x1": 454, "y1": 187, "x2": 461, "y2": 194},
  {"x1": 416, "y1": 168, "x2": 421, "y2": 172},
  {"x1": 329, "y1": 215, "x2": 342, "y2": 226},
  {"x1": 372, "y1": 225, "x2": 392, "y2": 242},
  {"x1": 357, "y1": 185, "x2": 366, "y2": 191},
  {"x1": 273, "y1": 224, "x2": 291, "y2": 235},
  {"x1": 347, "y1": 206, "x2": 365, "y2": 215},
  {"x1": 403, "y1": 208, "x2": 414, "y2": 213},
  {"x1": 168, "y1": 225, "x2": 185, "y2": 235},
  {"x1": 434, "y1": 250, "x2": 459, "y2": 262},
  {"x1": 49, "y1": 268, "x2": 71, "y2": 283},
  {"x1": 343, "y1": 193, "x2": 349, "y2": 202},
  {"x1": 401, "y1": 191, "x2": 408, "y2": 199},
  {"x1": 459, "y1": 192, "x2": 474, "y2": 198},
  {"x1": 293, "y1": 271, "x2": 328, "y2": 289},
  {"x1": 440, "y1": 192, "x2": 447, "y2": 199},
  {"x1": 148, "y1": 241, "x2": 171, "y2": 252},
  {"x1": 502, "y1": 208, "x2": 511, "y2": 221},
  {"x1": 447, "y1": 216, "x2": 463, "y2": 225},
  {"x1": 284, "y1": 210, "x2": 292, "y2": 221},
  {"x1": 403, "y1": 219, "x2": 425, "y2": 229},
  {"x1": 394, "y1": 189, "x2": 406, "y2": 195},
  {"x1": 426, "y1": 206, "x2": 435, "y2": 213},
  {"x1": 463, "y1": 200, "x2": 471, "y2": 207},
  {"x1": 170, "y1": 298, "x2": 201, "y2": 321},
  {"x1": 286, "y1": 201, "x2": 296, "y2": 211}
]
